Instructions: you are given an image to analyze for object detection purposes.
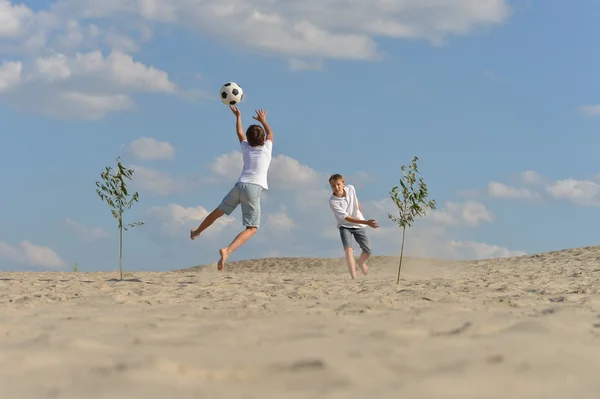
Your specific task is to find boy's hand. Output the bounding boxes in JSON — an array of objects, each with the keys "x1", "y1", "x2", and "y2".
[
  {"x1": 230, "y1": 105, "x2": 241, "y2": 118},
  {"x1": 366, "y1": 219, "x2": 379, "y2": 228},
  {"x1": 252, "y1": 109, "x2": 267, "y2": 124}
]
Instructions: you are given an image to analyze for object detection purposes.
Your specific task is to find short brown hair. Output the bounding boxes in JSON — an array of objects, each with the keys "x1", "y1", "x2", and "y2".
[
  {"x1": 329, "y1": 173, "x2": 344, "y2": 184},
  {"x1": 246, "y1": 124, "x2": 265, "y2": 147}
]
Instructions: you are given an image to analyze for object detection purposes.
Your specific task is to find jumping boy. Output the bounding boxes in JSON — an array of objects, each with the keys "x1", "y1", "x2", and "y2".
[
  {"x1": 328, "y1": 174, "x2": 379, "y2": 279},
  {"x1": 190, "y1": 105, "x2": 273, "y2": 270}
]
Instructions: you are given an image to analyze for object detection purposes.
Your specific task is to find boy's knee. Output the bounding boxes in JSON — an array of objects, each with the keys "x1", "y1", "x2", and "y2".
[
  {"x1": 217, "y1": 203, "x2": 234, "y2": 216},
  {"x1": 359, "y1": 240, "x2": 372, "y2": 255}
]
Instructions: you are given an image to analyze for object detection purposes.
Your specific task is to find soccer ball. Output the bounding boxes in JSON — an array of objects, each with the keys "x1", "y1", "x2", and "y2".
[{"x1": 220, "y1": 82, "x2": 244, "y2": 105}]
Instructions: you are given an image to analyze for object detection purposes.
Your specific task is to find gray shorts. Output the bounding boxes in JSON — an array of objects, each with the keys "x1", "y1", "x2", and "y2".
[
  {"x1": 218, "y1": 182, "x2": 263, "y2": 227},
  {"x1": 339, "y1": 226, "x2": 372, "y2": 254}
]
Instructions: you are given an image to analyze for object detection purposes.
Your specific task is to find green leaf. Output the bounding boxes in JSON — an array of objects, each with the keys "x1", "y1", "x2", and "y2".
[
  {"x1": 96, "y1": 156, "x2": 145, "y2": 278},
  {"x1": 390, "y1": 155, "x2": 436, "y2": 282}
]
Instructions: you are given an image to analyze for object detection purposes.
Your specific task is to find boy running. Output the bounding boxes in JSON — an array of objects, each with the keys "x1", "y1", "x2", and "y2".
[
  {"x1": 328, "y1": 174, "x2": 379, "y2": 279},
  {"x1": 190, "y1": 105, "x2": 273, "y2": 270}
]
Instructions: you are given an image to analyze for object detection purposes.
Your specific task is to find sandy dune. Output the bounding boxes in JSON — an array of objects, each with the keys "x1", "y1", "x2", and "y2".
[{"x1": 2, "y1": 246, "x2": 600, "y2": 398}]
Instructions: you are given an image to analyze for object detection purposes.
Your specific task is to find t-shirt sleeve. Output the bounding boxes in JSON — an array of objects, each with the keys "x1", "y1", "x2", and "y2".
[
  {"x1": 347, "y1": 184, "x2": 354, "y2": 194},
  {"x1": 347, "y1": 185, "x2": 358, "y2": 201},
  {"x1": 329, "y1": 200, "x2": 348, "y2": 224},
  {"x1": 240, "y1": 140, "x2": 249, "y2": 150},
  {"x1": 264, "y1": 139, "x2": 273, "y2": 154}
]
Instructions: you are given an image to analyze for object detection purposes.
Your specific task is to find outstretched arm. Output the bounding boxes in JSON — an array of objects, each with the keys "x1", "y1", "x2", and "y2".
[
  {"x1": 230, "y1": 106, "x2": 245, "y2": 143},
  {"x1": 252, "y1": 109, "x2": 273, "y2": 142},
  {"x1": 235, "y1": 114, "x2": 245, "y2": 143},
  {"x1": 330, "y1": 202, "x2": 379, "y2": 228},
  {"x1": 344, "y1": 215, "x2": 379, "y2": 228},
  {"x1": 262, "y1": 120, "x2": 273, "y2": 142}
]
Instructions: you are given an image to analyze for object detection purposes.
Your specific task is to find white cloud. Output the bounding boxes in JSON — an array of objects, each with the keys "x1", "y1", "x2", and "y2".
[
  {"x1": 0, "y1": 0, "x2": 33, "y2": 38},
  {"x1": 0, "y1": 60, "x2": 21, "y2": 92},
  {"x1": 35, "y1": 53, "x2": 71, "y2": 80},
  {"x1": 65, "y1": 218, "x2": 109, "y2": 242},
  {"x1": 0, "y1": 3, "x2": 145, "y2": 55},
  {"x1": 455, "y1": 170, "x2": 546, "y2": 200},
  {"x1": 266, "y1": 206, "x2": 294, "y2": 232},
  {"x1": 0, "y1": 0, "x2": 511, "y2": 118},
  {"x1": 107, "y1": 147, "x2": 530, "y2": 262},
  {"x1": 208, "y1": 151, "x2": 321, "y2": 189},
  {"x1": 46, "y1": 50, "x2": 175, "y2": 92},
  {"x1": 0, "y1": 50, "x2": 178, "y2": 119},
  {"x1": 129, "y1": 137, "x2": 175, "y2": 160},
  {"x1": 521, "y1": 170, "x2": 543, "y2": 185},
  {"x1": 0, "y1": 240, "x2": 67, "y2": 269},
  {"x1": 49, "y1": 0, "x2": 510, "y2": 63},
  {"x1": 580, "y1": 105, "x2": 600, "y2": 116},
  {"x1": 146, "y1": 203, "x2": 235, "y2": 237},
  {"x1": 141, "y1": 150, "x2": 523, "y2": 262},
  {"x1": 209, "y1": 151, "x2": 243, "y2": 180},
  {"x1": 363, "y1": 222, "x2": 525, "y2": 261},
  {"x1": 130, "y1": 164, "x2": 184, "y2": 195},
  {"x1": 448, "y1": 240, "x2": 526, "y2": 259},
  {"x1": 289, "y1": 58, "x2": 323, "y2": 71},
  {"x1": 546, "y1": 179, "x2": 600, "y2": 206},
  {"x1": 487, "y1": 181, "x2": 539, "y2": 199},
  {"x1": 123, "y1": 149, "x2": 320, "y2": 198},
  {"x1": 303, "y1": 187, "x2": 333, "y2": 207},
  {"x1": 466, "y1": 171, "x2": 600, "y2": 207},
  {"x1": 361, "y1": 198, "x2": 523, "y2": 260},
  {"x1": 429, "y1": 200, "x2": 493, "y2": 227},
  {"x1": 96, "y1": 27, "x2": 142, "y2": 53},
  {"x1": 270, "y1": 154, "x2": 321, "y2": 188}
]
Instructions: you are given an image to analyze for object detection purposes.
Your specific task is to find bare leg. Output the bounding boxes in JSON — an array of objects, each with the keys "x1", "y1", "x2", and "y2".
[
  {"x1": 344, "y1": 247, "x2": 357, "y2": 279},
  {"x1": 357, "y1": 252, "x2": 370, "y2": 275},
  {"x1": 217, "y1": 227, "x2": 257, "y2": 270},
  {"x1": 190, "y1": 208, "x2": 225, "y2": 240}
]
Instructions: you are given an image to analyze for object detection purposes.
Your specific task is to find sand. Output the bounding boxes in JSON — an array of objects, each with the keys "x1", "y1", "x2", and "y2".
[{"x1": 2, "y1": 246, "x2": 600, "y2": 398}]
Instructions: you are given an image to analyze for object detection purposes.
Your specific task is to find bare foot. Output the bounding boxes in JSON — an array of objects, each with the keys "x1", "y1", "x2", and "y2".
[
  {"x1": 190, "y1": 229, "x2": 200, "y2": 240},
  {"x1": 359, "y1": 262, "x2": 368, "y2": 275},
  {"x1": 217, "y1": 248, "x2": 229, "y2": 270}
]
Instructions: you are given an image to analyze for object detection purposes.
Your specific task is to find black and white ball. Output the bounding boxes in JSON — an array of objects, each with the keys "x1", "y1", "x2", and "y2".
[{"x1": 220, "y1": 82, "x2": 244, "y2": 105}]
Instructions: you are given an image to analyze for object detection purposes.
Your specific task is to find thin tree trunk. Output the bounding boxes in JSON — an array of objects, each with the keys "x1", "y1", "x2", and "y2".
[
  {"x1": 396, "y1": 225, "x2": 406, "y2": 284},
  {"x1": 119, "y1": 218, "x2": 123, "y2": 281}
]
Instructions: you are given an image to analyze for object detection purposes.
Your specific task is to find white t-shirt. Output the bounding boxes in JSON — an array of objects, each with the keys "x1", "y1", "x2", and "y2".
[
  {"x1": 237, "y1": 139, "x2": 273, "y2": 190},
  {"x1": 329, "y1": 184, "x2": 366, "y2": 229}
]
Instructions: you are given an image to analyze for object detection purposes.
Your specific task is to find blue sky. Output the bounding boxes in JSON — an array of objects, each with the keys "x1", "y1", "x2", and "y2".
[{"x1": 1, "y1": 0, "x2": 599, "y2": 272}]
